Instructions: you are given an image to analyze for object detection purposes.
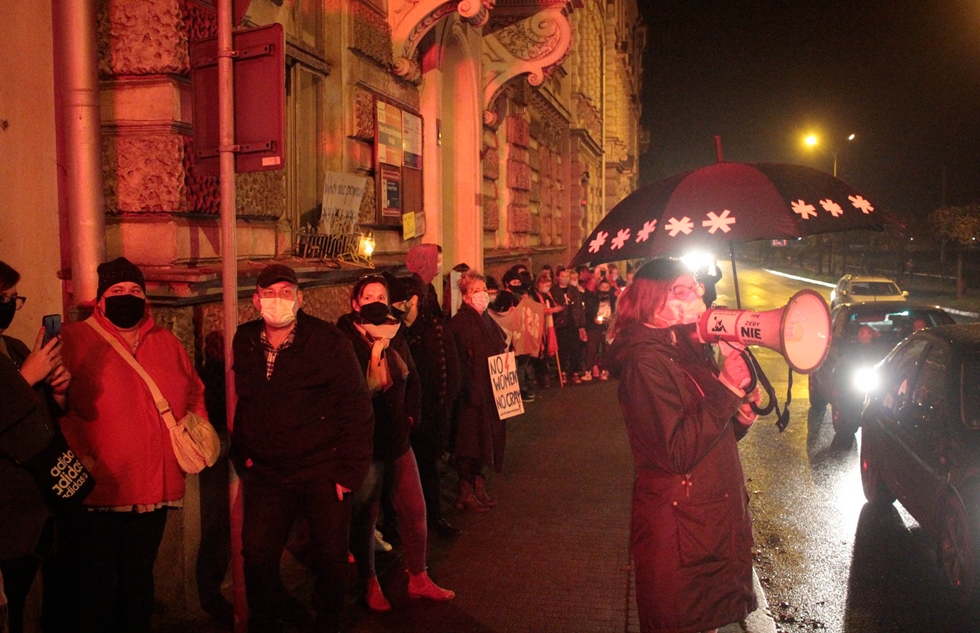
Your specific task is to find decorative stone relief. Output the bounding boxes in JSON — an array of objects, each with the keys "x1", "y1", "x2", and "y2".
[
  {"x1": 506, "y1": 159, "x2": 531, "y2": 191},
  {"x1": 236, "y1": 170, "x2": 286, "y2": 219},
  {"x1": 508, "y1": 204, "x2": 531, "y2": 233},
  {"x1": 98, "y1": 0, "x2": 190, "y2": 76},
  {"x1": 181, "y1": 0, "x2": 217, "y2": 43},
  {"x1": 352, "y1": 0, "x2": 394, "y2": 68},
  {"x1": 104, "y1": 133, "x2": 187, "y2": 213},
  {"x1": 484, "y1": 198, "x2": 499, "y2": 231},
  {"x1": 353, "y1": 89, "x2": 377, "y2": 141},
  {"x1": 482, "y1": 7, "x2": 572, "y2": 122},
  {"x1": 389, "y1": 0, "x2": 497, "y2": 79},
  {"x1": 183, "y1": 136, "x2": 220, "y2": 214},
  {"x1": 359, "y1": 177, "x2": 377, "y2": 224},
  {"x1": 483, "y1": 147, "x2": 500, "y2": 179}
]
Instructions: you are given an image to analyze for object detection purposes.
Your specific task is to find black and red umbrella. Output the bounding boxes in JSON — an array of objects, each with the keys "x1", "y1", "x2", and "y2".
[{"x1": 570, "y1": 161, "x2": 896, "y2": 267}]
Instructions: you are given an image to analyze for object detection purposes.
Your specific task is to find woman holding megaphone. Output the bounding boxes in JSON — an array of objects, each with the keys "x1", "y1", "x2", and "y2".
[{"x1": 605, "y1": 258, "x2": 761, "y2": 633}]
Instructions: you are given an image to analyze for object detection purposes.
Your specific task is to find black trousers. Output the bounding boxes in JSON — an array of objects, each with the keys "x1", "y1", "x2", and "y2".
[
  {"x1": 0, "y1": 553, "x2": 42, "y2": 633},
  {"x1": 556, "y1": 327, "x2": 584, "y2": 375},
  {"x1": 411, "y1": 425, "x2": 445, "y2": 522},
  {"x1": 242, "y1": 466, "x2": 352, "y2": 633},
  {"x1": 44, "y1": 509, "x2": 169, "y2": 633}
]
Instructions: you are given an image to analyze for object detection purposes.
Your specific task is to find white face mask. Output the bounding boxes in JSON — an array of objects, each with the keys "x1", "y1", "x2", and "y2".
[
  {"x1": 470, "y1": 291, "x2": 490, "y2": 313},
  {"x1": 259, "y1": 297, "x2": 298, "y2": 328},
  {"x1": 653, "y1": 295, "x2": 705, "y2": 327}
]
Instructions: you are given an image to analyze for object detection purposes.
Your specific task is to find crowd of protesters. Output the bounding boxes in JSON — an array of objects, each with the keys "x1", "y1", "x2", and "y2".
[{"x1": 0, "y1": 247, "x2": 732, "y2": 633}]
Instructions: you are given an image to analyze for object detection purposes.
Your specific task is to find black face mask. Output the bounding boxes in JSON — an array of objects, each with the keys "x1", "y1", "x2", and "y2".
[
  {"x1": 390, "y1": 305, "x2": 407, "y2": 321},
  {"x1": 103, "y1": 294, "x2": 146, "y2": 329},
  {"x1": 358, "y1": 301, "x2": 390, "y2": 326},
  {"x1": 0, "y1": 300, "x2": 15, "y2": 329},
  {"x1": 597, "y1": 292, "x2": 611, "y2": 301}
]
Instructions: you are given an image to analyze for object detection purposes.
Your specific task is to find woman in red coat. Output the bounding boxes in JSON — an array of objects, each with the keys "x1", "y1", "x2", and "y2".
[{"x1": 604, "y1": 258, "x2": 760, "y2": 633}]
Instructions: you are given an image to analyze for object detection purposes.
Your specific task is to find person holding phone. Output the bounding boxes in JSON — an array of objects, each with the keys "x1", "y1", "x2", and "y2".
[
  {"x1": 47, "y1": 257, "x2": 208, "y2": 633},
  {"x1": 0, "y1": 260, "x2": 70, "y2": 633}
]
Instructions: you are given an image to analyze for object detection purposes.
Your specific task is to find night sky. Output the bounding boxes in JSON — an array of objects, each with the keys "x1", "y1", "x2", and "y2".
[{"x1": 636, "y1": 1, "x2": 980, "y2": 219}]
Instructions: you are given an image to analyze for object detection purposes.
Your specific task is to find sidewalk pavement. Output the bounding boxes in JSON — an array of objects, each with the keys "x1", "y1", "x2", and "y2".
[{"x1": 156, "y1": 380, "x2": 776, "y2": 633}]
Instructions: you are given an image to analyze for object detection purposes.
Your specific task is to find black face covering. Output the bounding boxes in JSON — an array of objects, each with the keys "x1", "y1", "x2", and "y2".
[
  {"x1": 597, "y1": 292, "x2": 611, "y2": 301},
  {"x1": 0, "y1": 300, "x2": 15, "y2": 329},
  {"x1": 103, "y1": 295, "x2": 146, "y2": 329},
  {"x1": 390, "y1": 305, "x2": 407, "y2": 320},
  {"x1": 358, "y1": 301, "x2": 391, "y2": 326}
]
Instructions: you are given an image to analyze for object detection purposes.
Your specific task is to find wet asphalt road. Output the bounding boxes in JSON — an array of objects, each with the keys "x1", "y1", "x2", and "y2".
[{"x1": 722, "y1": 263, "x2": 980, "y2": 633}]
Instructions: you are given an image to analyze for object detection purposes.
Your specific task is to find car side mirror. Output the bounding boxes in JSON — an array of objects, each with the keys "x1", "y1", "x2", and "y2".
[{"x1": 902, "y1": 290, "x2": 909, "y2": 297}]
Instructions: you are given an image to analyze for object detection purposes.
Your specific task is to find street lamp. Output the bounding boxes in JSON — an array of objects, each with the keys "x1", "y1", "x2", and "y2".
[{"x1": 804, "y1": 134, "x2": 854, "y2": 177}]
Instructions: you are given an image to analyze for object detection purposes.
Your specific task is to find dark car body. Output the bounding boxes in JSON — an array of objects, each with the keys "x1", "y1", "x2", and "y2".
[
  {"x1": 860, "y1": 323, "x2": 980, "y2": 604},
  {"x1": 808, "y1": 301, "x2": 955, "y2": 435}
]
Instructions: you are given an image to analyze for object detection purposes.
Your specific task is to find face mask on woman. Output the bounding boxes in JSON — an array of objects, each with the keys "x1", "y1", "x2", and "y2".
[
  {"x1": 104, "y1": 295, "x2": 147, "y2": 329},
  {"x1": 259, "y1": 297, "x2": 298, "y2": 328},
  {"x1": 470, "y1": 291, "x2": 490, "y2": 313},
  {"x1": 653, "y1": 294, "x2": 705, "y2": 327},
  {"x1": 358, "y1": 301, "x2": 391, "y2": 326},
  {"x1": 0, "y1": 299, "x2": 15, "y2": 329}
]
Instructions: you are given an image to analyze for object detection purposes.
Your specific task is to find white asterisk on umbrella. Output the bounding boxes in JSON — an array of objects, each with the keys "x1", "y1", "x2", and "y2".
[
  {"x1": 664, "y1": 217, "x2": 694, "y2": 237},
  {"x1": 820, "y1": 199, "x2": 844, "y2": 217},
  {"x1": 588, "y1": 230, "x2": 609, "y2": 253},
  {"x1": 610, "y1": 228, "x2": 631, "y2": 250},
  {"x1": 636, "y1": 220, "x2": 657, "y2": 242},
  {"x1": 702, "y1": 209, "x2": 736, "y2": 234},
  {"x1": 849, "y1": 195, "x2": 874, "y2": 214},
  {"x1": 791, "y1": 199, "x2": 817, "y2": 220}
]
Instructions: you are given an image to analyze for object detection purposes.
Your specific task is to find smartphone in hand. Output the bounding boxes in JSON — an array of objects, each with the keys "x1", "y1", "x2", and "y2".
[{"x1": 42, "y1": 314, "x2": 62, "y2": 346}]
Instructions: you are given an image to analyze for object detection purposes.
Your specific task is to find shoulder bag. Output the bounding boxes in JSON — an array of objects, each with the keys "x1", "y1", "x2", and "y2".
[{"x1": 86, "y1": 318, "x2": 220, "y2": 474}]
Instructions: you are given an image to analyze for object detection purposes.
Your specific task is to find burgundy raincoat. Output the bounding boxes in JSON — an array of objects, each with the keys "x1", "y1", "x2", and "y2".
[{"x1": 606, "y1": 323, "x2": 756, "y2": 633}]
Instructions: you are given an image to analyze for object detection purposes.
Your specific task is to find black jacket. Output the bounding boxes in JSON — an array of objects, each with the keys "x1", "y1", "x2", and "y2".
[
  {"x1": 335, "y1": 313, "x2": 422, "y2": 462},
  {"x1": 0, "y1": 336, "x2": 54, "y2": 560},
  {"x1": 551, "y1": 284, "x2": 586, "y2": 330},
  {"x1": 402, "y1": 310, "x2": 461, "y2": 446},
  {"x1": 231, "y1": 311, "x2": 375, "y2": 490},
  {"x1": 605, "y1": 323, "x2": 755, "y2": 632}
]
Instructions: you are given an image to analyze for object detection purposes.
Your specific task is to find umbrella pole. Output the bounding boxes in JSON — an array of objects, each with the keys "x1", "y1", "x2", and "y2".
[{"x1": 729, "y1": 242, "x2": 742, "y2": 310}]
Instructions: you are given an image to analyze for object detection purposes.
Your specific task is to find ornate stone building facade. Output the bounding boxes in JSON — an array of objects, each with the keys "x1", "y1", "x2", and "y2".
[{"x1": 0, "y1": 0, "x2": 645, "y2": 619}]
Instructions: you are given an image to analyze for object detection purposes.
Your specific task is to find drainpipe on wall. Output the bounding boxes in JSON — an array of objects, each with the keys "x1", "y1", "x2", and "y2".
[{"x1": 55, "y1": 0, "x2": 106, "y2": 304}]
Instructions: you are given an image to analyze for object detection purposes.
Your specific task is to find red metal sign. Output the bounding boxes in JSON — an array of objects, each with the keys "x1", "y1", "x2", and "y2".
[{"x1": 190, "y1": 23, "x2": 285, "y2": 176}]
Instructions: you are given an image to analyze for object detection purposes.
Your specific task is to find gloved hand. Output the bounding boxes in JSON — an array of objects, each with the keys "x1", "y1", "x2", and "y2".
[{"x1": 719, "y1": 349, "x2": 752, "y2": 396}]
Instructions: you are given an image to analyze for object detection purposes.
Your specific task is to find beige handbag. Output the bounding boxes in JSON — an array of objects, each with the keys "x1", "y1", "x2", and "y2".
[{"x1": 86, "y1": 318, "x2": 220, "y2": 474}]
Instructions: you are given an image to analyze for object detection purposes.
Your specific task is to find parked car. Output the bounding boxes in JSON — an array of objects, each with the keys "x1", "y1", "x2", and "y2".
[
  {"x1": 808, "y1": 301, "x2": 955, "y2": 436},
  {"x1": 830, "y1": 274, "x2": 908, "y2": 309},
  {"x1": 860, "y1": 323, "x2": 980, "y2": 605}
]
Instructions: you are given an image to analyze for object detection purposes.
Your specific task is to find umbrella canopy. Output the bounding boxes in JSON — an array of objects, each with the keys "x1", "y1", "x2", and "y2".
[{"x1": 570, "y1": 162, "x2": 896, "y2": 266}]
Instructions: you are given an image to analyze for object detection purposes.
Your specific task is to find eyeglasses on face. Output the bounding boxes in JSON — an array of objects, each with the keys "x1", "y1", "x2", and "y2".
[
  {"x1": 0, "y1": 295, "x2": 26, "y2": 310},
  {"x1": 670, "y1": 283, "x2": 705, "y2": 300}
]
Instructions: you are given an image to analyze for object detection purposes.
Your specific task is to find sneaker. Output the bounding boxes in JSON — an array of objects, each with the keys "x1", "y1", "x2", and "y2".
[
  {"x1": 579, "y1": 371, "x2": 592, "y2": 382},
  {"x1": 408, "y1": 571, "x2": 455, "y2": 601},
  {"x1": 599, "y1": 370, "x2": 610, "y2": 381},
  {"x1": 570, "y1": 373, "x2": 582, "y2": 384},
  {"x1": 522, "y1": 391, "x2": 536, "y2": 402}
]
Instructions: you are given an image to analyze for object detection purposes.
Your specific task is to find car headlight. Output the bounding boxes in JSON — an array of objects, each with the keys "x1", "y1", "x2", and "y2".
[{"x1": 852, "y1": 366, "x2": 880, "y2": 393}]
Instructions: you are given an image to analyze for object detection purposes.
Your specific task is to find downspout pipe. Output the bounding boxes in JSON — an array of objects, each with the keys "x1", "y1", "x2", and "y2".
[{"x1": 55, "y1": 0, "x2": 106, "y2": 304}]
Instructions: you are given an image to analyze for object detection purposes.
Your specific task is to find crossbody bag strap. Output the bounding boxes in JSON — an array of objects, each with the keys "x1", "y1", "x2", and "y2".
[{"x1": 84, "y1": 317, "x2": 179, "y2": 428}]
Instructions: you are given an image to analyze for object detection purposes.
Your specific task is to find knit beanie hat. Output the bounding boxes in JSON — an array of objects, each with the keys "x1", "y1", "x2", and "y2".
[
  {"x1": 97, "y1": 257, "x2": 146, "y2": 299},
  {"x1": 405, "y1": 244, "x2": 440, "y2": 284}
]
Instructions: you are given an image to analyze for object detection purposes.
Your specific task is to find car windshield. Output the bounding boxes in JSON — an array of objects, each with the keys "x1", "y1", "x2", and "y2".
[
  {"x1": 849, "y1": 281, "x2": 902, "y2": 296},
  {"x1": 962, "y1": 354, "x2": 980, "y2": 430},
  {"x1": 844, "y1": 309, "x2": 954, "y2": 350}
]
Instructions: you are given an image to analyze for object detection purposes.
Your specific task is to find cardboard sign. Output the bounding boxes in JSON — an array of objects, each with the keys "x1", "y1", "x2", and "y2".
[{"x1": 488, "y1": 351, "x2": 524, "y2": 420}]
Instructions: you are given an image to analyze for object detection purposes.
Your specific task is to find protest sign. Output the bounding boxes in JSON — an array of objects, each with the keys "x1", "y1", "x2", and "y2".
[{"x1": 488, "y1": 351, "x2": 524, "y2": 420}]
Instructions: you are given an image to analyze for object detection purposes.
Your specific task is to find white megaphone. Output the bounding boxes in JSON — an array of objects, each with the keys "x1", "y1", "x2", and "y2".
[{"x1": 696, "y1": 289, "x2": 832, "y2": 374}]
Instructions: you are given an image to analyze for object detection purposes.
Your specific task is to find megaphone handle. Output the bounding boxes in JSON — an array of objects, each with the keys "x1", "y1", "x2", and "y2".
[{"x1": 742, "y1": 349, "x2": 778, "y2": 417}]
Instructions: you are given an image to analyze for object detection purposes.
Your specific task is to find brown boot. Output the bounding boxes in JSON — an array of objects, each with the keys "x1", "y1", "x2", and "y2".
[
  {"x1": 455, "y1": 481, "x2": 489, "y2": 512},
  {"x1": 474, "y1": 476, "x2": 497, "y2": 508}
]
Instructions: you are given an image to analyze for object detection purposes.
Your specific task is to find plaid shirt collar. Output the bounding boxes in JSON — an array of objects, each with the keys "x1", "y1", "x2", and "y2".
[{"x1": 259, "y1": 327, "x2": 296, "y2": 379}]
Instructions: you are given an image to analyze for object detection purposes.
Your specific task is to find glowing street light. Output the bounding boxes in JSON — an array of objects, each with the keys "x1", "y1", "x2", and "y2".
[{"x1": 803, "y1": 133, "x2": 854, "y2": 177}]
